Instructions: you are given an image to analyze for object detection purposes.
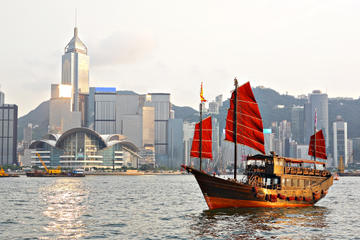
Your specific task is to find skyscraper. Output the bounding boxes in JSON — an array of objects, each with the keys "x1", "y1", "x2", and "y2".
[
  {"x1": 62, "y1": 27, "x2": 89, "y2": 112},
  {"x1": 147, "y1": 93, "x2": 171, "y2": 162},
  {"x1": 49, "y1": 84, "x2": 81, "y2": 133},
  {"x1": 291, "y1": 105, "x2": 304, "y2": 144},
  {"x1": 0, "y1": 104, "x2": 18, "y2": 165},
  {"x1": 88, "y1": 87, "x2": 116, "y2": 134},
  {"x1": 304, "y1": 90, "x2": 329, "y2": 147},
  {"x1": 0, "y1": 90, "x2": 4, "y2": 105},
  {"x1": 333, "y1": 115, "x2": 348, "y2": 167},
  {"x1": 167, "y1": 118, "x2": 184, "y2": 169},
  {"x1": 352, "y1": 138, "x2": 360, "y2": 166}
]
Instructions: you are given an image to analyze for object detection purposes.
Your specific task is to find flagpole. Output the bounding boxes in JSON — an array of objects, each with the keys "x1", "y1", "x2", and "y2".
[{"x1": 233, "y1": 78, "x2": 238, "y2": 180}]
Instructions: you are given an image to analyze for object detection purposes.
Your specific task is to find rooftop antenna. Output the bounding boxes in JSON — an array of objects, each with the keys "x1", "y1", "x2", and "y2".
[{"x1": 75, "y1": 8, "x2": 77, "y2": 27}]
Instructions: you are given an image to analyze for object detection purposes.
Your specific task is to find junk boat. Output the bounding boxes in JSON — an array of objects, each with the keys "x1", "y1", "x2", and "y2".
[
  {"x1": 26, "y1": 153, "x2": 85, "y2": 177},
  {"x1": 182, "y1": 79, "x2": 333, "y2": 209},
  {"x1": 0, "y1": 167, "x2": 19, "y2": 177}
]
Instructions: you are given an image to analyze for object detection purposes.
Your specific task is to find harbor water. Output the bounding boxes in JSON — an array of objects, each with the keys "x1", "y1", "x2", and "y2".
[{"x1": 0, "y1": 175, "x2": 359, "y2": 239}]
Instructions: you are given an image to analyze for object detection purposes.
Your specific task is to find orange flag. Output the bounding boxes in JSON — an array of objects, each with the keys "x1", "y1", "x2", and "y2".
[{"x1": 200, "y1": 82, "x2": 207, "y2": 102}]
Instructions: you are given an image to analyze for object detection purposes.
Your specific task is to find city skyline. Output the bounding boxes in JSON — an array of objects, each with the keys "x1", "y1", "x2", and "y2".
[{"x1": 2, "y1": 1, "x2": 360, "y2": 116}]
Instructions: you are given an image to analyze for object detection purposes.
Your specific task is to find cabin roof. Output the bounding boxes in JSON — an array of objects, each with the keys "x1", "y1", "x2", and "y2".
[
  {"x1": 247, "y1": 155, "x2": 326, "y2": 165},
  {"x1": 284, "y1": 157, "x2": 326, "y2": 165}
]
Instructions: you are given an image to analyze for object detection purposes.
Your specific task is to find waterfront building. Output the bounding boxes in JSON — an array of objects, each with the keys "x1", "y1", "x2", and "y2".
[
  {"x1": 87, "y1": 89, "x2": 157, "y2": 166},
  {"x1": 0, "y1": 104, "x2": 18, "y2": 165},
  {"x1": 88, "y1": 87, "x2": 116, "y2": 134},
  {"x1": 167, "y1": 118, "x2": 184, "y2": 169},
  {"x1": 304, "y1": 90, "x2": 329, "y2": 147},
  {"x1": 0, "y1": 90, "x2": 4, "y2": 105},
  {"x1": 23, "y1": 123, "x2": 33, "y2": 148},
  {"x1": 215, "y1": 94, "x2": 223, "y2": 107},
  {"x1": 263, "y1": 129, "x2": 274, "y2": 155},
  {"x1": 271, "y1": 120, "x2": 291, "y2": 156},
  {"x1": 291, "y1": 105, "x2": 305, "y2": 144},
  {"x1": 62, "y1": 27, "x2": 89, "y2": 112},
  {"x1": 208, "y1": 101, "x2": 219, "y2": 114},
  {"x1": 29, "y1": 127, "x2": 141, "y2": 169},
  {"x1": 142, "y1": 105, "x2": 155, "y2": 166},
  {"x1": 296, "y1": 145, "x2": 312, "y2": 160},
  {"x1": 284, "y1": 139, "x2": 298, "y2": 158},
  {"x1": 49, "y1": 84, "x2": 81, "y2": 133},
  {"x1": 115, "y1": 92, "x2": 145, "y2": 148},
  {"x1": 146, "y1": 93, "x2": 171, "y2": 164},
  {"x1": 183, "y1": 121, "x2": 196, "y2": 166},
  {"x1": 347, "y1": 139, "x2": 353, "y2": 165},
  {"x1": 352, "y1": 138, "x2": 360, "y2": 167},
  {"x1": 333, "y1": 116, "x2": 348, "y2": 167}
]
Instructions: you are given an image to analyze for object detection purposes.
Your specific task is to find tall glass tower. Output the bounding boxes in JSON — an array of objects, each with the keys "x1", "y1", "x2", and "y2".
[{"x1": 61, "y1": 27, "x2": 89, "y2": 111}]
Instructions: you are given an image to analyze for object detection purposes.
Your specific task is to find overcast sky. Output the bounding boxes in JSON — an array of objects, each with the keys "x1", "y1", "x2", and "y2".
[{"x1": 1, "y1": 0, "x2": 360, "y2": 116}]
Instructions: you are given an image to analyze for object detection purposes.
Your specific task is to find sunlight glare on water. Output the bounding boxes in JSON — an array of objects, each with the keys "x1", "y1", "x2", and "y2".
[{"x1": 0, "y1": 175, "x2": 359, "y2": 239}]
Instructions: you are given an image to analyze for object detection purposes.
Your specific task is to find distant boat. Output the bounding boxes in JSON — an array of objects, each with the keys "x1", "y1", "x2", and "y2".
[
  {"x1": 0, "y1": 167, "x2": 19, "y2": 177},
  {"x1": 337, "y1": 156, "x2": 360, "y2": 176},
  {"x1": 183, "y1": 79, "x2": 333, "y2": 209},
  {"x1": 26, "y1": 153, "x2": 85, "y2": 177},
  {"x1": 334, "y1": 174, "x2": 340, "y2": 180},
  {"x1": 25, "y1": 170, "x2": 85, "y2": 177}
]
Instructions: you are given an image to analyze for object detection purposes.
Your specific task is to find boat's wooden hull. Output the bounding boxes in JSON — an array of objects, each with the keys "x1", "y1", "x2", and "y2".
[{"x1": 183, "y1": 165, "x2": 333, "y2": 210}]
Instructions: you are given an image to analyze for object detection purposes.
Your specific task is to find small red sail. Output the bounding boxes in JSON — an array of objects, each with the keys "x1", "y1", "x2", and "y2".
[
  {"x1": 190, "y1": 116, "x2": 213, "y2": 159},
  {"x1": 308, "y1": 130, "x2": 327, "y2": 159},
  {"x1": 225, "y1": 82, "x2": 265, "y2": 154}
]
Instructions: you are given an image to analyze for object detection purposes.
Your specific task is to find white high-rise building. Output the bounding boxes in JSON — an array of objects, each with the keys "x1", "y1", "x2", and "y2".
[
  {"x1": 305, "y1": 90, "x2": 329, "y2": 147},
  {"x1": 333, "y1": 116, "x2": 348, "y2": 167},
  {"x1": 62, "y1": 27, "x2": 89, "y2": 112}
]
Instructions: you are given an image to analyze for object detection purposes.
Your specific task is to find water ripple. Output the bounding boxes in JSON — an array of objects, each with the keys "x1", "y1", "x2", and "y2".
[{"x1": 0, "y1": 175, "x2": 359, "y2": 239}]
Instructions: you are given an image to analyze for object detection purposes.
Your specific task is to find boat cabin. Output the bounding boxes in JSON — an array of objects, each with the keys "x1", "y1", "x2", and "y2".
[{"x1": 245, "y1": 152, "x2": 331, "y2": 190}]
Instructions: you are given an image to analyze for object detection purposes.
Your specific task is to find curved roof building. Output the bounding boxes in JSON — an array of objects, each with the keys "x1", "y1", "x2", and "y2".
[{"x1": 29, "y1": 127, "x2": 141, "y2": 170}]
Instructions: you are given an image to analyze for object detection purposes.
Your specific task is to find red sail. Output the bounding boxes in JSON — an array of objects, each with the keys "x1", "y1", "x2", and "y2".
[
  {"x1": 190, "y1": 116, "x2": 213, "y2": 159},
  {"x1": 225, "y1": 82, "x2": 265, "y2": 154},
  {"x1": 308, "y1": 130, "x2": 327, "y2": 160}
]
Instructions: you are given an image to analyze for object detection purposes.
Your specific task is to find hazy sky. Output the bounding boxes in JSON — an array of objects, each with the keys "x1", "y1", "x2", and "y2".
[{"x1": 1, "y1": 0, "x2": 360, "y2": 116}]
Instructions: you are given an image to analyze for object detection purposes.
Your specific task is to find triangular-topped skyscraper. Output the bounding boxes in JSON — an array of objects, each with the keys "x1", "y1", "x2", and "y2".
[{"x1": 62, "y1": 27, "x2": 89, "y2": 112}]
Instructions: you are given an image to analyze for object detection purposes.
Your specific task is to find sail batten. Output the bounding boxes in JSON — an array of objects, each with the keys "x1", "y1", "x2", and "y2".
[
  {"x1": 308, "y1": 130, "x2": 327, "y2": 160},
  {"x1": 190, "y1": 116, "x2": 213, "y2": 159},
  {"x1": 225, "y1": 82, "x2": 265, "y2": 154}
]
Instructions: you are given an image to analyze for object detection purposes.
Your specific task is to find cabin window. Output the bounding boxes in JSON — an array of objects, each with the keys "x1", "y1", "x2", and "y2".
[
  {"x1": 286, "y1": 178, "x2": 291, "y2": 187},
  {"x1": 299, "y1": 179, "x2": 304, "y2": 188},
  {"x1": 305, "y1": 180, "x2": 309, "y2": 187},
  {"x1": 274, "y1": 178, "x2": 278, "y2": 185},
  {"x1": 282, "y1": 178, "x2": 285, "y2": 185}
]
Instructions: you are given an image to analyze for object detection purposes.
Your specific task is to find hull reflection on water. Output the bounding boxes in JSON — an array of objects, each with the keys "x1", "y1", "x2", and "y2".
[
  {"x1": 191, "y1": 206, "x2": 329, "y2": 239},
  {"x1": 40, "y1": 179, "x2": 89, "y2": 239}
]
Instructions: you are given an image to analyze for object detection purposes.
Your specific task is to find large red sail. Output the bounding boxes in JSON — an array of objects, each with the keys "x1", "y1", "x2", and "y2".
[
  {"x1": 190, "y1": 116, "x2": 213, "y2": 159},
  {"x1": 225, "y1": 82, "x2": 265, "y2": 154},
  {"x1": 308, "y1": 130, "x2": 327, "y2": 160}
]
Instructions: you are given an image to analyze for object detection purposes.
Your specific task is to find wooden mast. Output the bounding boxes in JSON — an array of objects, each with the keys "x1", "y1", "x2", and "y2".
[
  {"x1": 233, "y1": 78, "x2": 238, "y2": 179},
  {"x1": 313, "y1": 109, "x2": 317, "y2": 170},
  {"x1": 199, "y1": 102, "x2": 203, "y2": 171}
]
